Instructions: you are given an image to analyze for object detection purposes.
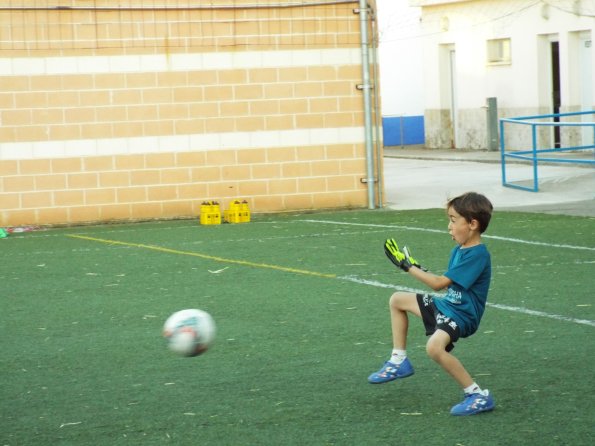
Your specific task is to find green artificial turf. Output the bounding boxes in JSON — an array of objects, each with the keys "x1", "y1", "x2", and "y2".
[{"x1": 1, "y1": 209, "x2": 594, "y2": 445}]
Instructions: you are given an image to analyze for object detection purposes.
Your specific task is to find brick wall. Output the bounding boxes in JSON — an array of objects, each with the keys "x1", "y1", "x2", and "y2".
[{"x1": 0, "y1": 0, "x2": 380, "y2": 227}]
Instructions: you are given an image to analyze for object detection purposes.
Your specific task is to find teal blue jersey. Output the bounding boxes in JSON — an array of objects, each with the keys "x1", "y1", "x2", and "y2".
[{"x1": 433, "y1": 244, "x2": 491, "y2": 337}]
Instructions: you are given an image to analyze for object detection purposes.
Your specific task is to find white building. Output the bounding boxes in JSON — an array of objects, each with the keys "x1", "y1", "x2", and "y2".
[
  {"x1": 376, "y1": 0, "x2": 425, "y2": 146},
  {"x1": 379, "y1": 0, "x2": 595, "y2": 150}
]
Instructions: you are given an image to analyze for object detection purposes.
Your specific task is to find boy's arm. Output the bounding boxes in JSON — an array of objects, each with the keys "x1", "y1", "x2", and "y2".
[
  {"x1": 383, "y1": 238, "x2": 451, "y2": 291},
  {"x1": 408, "y1": 266, "x2": 452, "y2": 291}
]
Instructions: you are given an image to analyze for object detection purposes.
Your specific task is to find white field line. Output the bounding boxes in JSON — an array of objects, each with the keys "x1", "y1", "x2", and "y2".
[
  {"x1": 9, "y1": 218, "x2": 595, "y2": 253},
  {"x1": 486, "y1": 303, "x2": 595, "y2": 328},
  {"x1": 338, "y1": 275, "x2": 595, "y2": 328},
  {"x1": 301, "y1": 219, "x2": 595, "y2": 251},
  {"x1": 13, "y1": 219, "x2": 593, "y2": 327}
]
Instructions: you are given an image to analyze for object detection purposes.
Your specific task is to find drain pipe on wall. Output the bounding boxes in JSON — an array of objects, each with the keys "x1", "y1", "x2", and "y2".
[
  {"x1": 368, "y1": 3, "x2": 383, "y2": 209},
  {"x1": 357, "y1": 0, "x2": 376, "y2": 210}
]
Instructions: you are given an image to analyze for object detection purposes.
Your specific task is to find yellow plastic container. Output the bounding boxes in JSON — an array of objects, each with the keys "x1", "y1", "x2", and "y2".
[
  {"x1": 224, "y1": 199, "x2": 250, "y2": 223},
  {"x1": 200, "y1": 201, "x2": 221, "y2": 225},
  {"x1": 240, "y1": 200, "x2": 251, "y2": 223}
]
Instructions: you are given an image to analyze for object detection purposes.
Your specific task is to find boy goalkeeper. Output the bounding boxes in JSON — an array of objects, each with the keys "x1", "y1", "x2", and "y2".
[{"x1": 368, "y1": 192, "x2": 495, "y2": 416}]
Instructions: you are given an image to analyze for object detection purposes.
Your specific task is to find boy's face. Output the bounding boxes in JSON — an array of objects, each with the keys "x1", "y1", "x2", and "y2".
[{"x1": 447, "y1": 206, "x2": 480, "y2": 247}]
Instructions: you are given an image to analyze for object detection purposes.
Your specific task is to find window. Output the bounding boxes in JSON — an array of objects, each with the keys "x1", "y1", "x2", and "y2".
[{"x1": 487, "y1": 38, "x2": 511, "y2": 64}]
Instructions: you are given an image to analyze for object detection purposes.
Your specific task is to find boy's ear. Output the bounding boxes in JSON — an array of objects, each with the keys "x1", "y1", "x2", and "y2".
[{"x1": 469, "y1": 218, "x2": 480, "y2": 231}]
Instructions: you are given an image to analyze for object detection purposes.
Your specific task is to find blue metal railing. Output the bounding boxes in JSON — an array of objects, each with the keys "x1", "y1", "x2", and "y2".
[{"x1": 500, "y1": 110, "x2": 595, "y2": 191}]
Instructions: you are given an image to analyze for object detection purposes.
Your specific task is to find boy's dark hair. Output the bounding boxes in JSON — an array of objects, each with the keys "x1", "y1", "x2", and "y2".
[{"x1": 447, "y1": 192, "x2": 493, "y2": 233}]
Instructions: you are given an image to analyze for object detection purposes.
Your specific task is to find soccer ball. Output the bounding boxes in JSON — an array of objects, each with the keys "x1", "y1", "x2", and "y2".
[{"x1": 163, "y1": 309, "x2": 216, "y2": 357}]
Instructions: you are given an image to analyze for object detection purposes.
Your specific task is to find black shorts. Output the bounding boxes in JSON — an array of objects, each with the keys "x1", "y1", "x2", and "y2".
[{"x1": 416, "y1": 293, "x2": 460, "y2": 352}]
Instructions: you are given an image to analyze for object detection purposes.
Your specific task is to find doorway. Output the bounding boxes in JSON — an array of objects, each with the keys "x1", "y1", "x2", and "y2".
[
  {"x1": 579, "y1": 35, "x2": 593, "y2": 145},
  {"x1": 551, "y1": 41, "x2": 561, "y2": 148}
]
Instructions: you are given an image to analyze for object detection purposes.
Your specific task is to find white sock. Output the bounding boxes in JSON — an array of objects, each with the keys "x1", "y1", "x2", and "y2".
[
  {"x1": 464, "y1": 382, "x2": 482, "y2": 395},
  {"x1": 389, "y1": 349, "x2": 407, "y2": 365}
]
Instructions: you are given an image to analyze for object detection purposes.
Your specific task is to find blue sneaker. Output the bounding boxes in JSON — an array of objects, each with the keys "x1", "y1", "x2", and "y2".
[
  {"x1": 450, "y1": 390, "x2": 495, "y2": 416},
  {"x1": 368, "y1": 358, "x2": 414, "y2": 384}
]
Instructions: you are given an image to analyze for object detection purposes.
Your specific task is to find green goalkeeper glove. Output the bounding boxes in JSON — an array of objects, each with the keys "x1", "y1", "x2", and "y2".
[
  {"x1": 402, "y1": 246, "x2": 427, "y2": 272},
  {"x1": 384, "y1": 239, "x2": 427, "y2": 272},
  {"x1": 384, "y1": 238, "x2": 414, "y2": 272}
]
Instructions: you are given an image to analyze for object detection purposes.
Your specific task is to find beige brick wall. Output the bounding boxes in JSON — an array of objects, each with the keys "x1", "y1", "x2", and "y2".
[{"x1": 0, "y1": 1, "x2": 381, "y2": 227}]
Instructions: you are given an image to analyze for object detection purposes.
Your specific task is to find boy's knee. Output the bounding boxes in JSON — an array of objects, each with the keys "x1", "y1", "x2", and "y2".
[
  {"x1": 389, "y1": 292, "x2": 420, "y2": 317},
  {"x1": 426, "y1": 337, "x2": 447, "y2": 361},
  {"x1": 425, "y1": 340, "x2": 439, "y2": 360},
  {"x1": 389, "y1": 291, "x2": 409, "y2": 308}
]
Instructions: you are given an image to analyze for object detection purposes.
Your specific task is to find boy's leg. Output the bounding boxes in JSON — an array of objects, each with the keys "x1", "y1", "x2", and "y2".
[
  {"x1": 426, "y1": 330, "x2": 495, "y2": 415},
  {"x1": 426, "y1": 330, "x2": 473, "y2": 388},
  {"x1": 389, "y1": 292, "x2": 421, "y2": 350},
  {"x1": 368, "y1": 292, "x2": 419, "y2": 384}
]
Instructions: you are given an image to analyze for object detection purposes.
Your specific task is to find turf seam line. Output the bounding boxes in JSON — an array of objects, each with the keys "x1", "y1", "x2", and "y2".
[
  {"x1": 300, "y1": 219, "x2": 595, "y2": 251},
  {"x1": 66, "y1": 234, "x2": 336, "y2": 279}
]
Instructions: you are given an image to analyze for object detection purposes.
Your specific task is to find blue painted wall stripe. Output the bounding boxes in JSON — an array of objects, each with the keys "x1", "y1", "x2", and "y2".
[{"x1": 382, "y1": 115, "x2": 425, "y2": 146}]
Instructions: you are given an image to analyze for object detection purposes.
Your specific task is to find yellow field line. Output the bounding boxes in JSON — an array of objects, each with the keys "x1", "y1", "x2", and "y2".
[{"x1": 67, "y1": 234, "x2": 336, "y2": 279}]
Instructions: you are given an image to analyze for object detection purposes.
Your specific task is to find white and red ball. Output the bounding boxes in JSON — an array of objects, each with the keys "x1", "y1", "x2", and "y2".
[{"x1": 163, "y1": 309, "x2": 216, "y2": 357}]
